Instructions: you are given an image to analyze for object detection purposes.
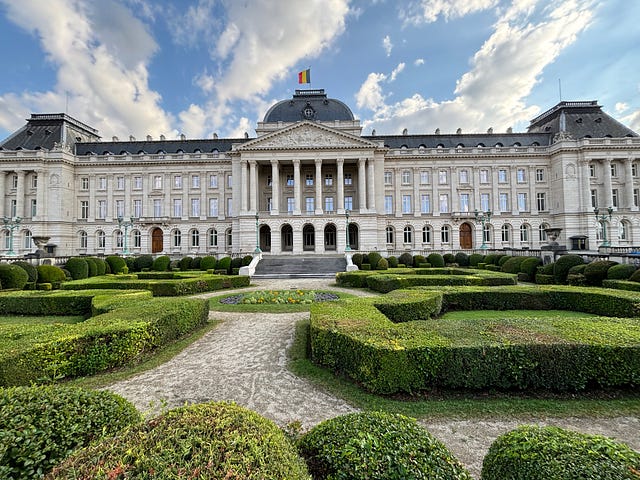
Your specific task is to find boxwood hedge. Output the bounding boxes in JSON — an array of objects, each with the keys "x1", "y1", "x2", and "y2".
[
  {"x1": 48, "y1": 402, "x2": 310, "y2": 480},
  {"x1": 365, "y1": 269, "x2": 517, "y2": 293},
  {"x1": 481, "y1": 425, "x2": 640, "y2": 480},
  {"x1": 0, "y1": 263, "x2": 29, "y2": 290},
  {"x1": 0, "y1": 385, "x2": 140, "y2": 479}
]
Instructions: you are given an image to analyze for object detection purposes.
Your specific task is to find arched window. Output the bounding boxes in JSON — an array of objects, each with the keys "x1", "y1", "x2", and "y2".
[
  {"x1": 385, "y1": 226, "x2": 394, "y2": 244},
  {"x1": 79, "y1": 230, "x2": 88, "y2": 249},
  {"x1": 172, "y1": 229, "x2": 182, "y2": 247},
  {"x1": 483, "y1": 224, "x2": 491, "y2": 243},
  {"x1": 495, "y1": 142, "x2": 504, "y2": 147},
  {"x1": 501, "y1": 224, "x2": 510, "y2": 242},
  {"x1": 520, "y1": 224, "x2": 530, "y2": 242},
  {"x1": 620, "y1": 221, "x2": 631, "y2": 241},
  {"x1": 133, "y1": 229, "x2": 141, "y2": 248},
  {"x1": 23, "y1": 230, "x2": 32, "y2": 249},
  {"x1": 539, "y1": 224, "x2": 548, "y2": 242},
  {"x1": 3, "y1": 230, "x2": 9, "y2": 249},
  {"x1": 115, "y1": 230, "x2": 124, "y2": 248},
  {"x1": 441, "y1": 225, "x2": 450, "y2": 243},
  {"x1": 403, "y1": 226, "x2": 413, "y2": 244},
  {"x1": 97, "y1": 230, "x2": 106, "y2": 248},
  {"x1": 208, "y1": 228, "x2": 218, "y2": 247},
  {"x1": 422, "y1": 225, "x2": 432, "y2": 243},
  {"x1": 226, "y1": 228, "x2": 233, "y2": 249},
  {"x1": 191, "y1": 229, "x2": 200, "y2": 247}
]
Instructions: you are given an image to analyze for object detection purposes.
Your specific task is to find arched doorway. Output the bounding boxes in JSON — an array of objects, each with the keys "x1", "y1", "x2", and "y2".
[
  {"x1": 459, "y1": 222, "x2": 473, "y2": 249},
  {"x1": 281, "y1": 224, "x2": 293, "y2": 251},
  {"x1": 151, "y1": 227, "x2": 163, "y2": 253},
  {"x1": 348, "y1": 223, "x2": 359, "y2": 250},
  {"x1": 259, "y1": 225, "x2": 271, "y2": 252},
  {"x1": 324, "y1": 224, "x2": 337, "y2": 250},
  {"x1": 303, "y1": 224, "x2": 315, "y2": 251}
]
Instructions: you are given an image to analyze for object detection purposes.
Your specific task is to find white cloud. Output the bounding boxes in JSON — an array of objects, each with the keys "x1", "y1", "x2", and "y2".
[
  {"x1": 401, "y1": 0, "x2": 499, "y2": 26},
  {"x1": 390, "y1": 63, "x2": 405, "y2": 82},
  {"x1": 622, "y1": 109, "x2": 640, "y2": 134},
  {"x1": 195, "y1": 72, "x2": 216, "y2": 94},
  {"x1": 382, "y1": 35, "x2": 393, "y2": 56},
  {"x1": 356, "y1": 73, "x2": 387, "y2": 110},
  {"x1": 615, "y1": 102, "x2": 629, "y2": 113},
  {"x1": 414, "y1": 58, "x2": 425, "y2": 66}
]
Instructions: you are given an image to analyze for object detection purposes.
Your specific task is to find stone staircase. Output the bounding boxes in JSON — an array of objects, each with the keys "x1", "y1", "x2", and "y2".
[{"x1": 252, "y1": 255, "x2": 347, "y2": 278}]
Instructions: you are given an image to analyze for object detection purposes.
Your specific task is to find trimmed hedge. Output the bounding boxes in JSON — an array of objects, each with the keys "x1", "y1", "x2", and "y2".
[
  {"x1": 48, "y1": 402, "x2": 310, "y2": 480},
  {"x1": 200, "y1": 255, "x2": 217, "y2": 270},
  {"x1": 11, "y1": 261, "x2": 38, "y2": 283},
  {"x1": 65, "y1": 257, "x2": 89, "y2": 280},
  {"x1": 553, "y1": 254, "x2": 585, "y2": 284},
  {"x1": 603, "y1": 279, "x2": 640, "y2": 292},
  {"x1": 152, "y1": 255, "x2": 171, "y2": 271},
  {"x1": 105, "y1": 255, "x2": 127, "y2": 274},
  {"x1": 179, "y1": 256, "x2": 193, "y2": 271},
  {"x1": 482, "y1": 425, "x2": 640, "y2": 480},
  {"x1": 398, "y1": 252, "x2": 413, "y2": 267},
  {"x1": 133, "y1": 254, "x2": 154, "y2": 272},
  {"x1": 335, "y1": 268, "x2": 415, "y2": 288},
  {"x1": 427, "y1": 253, "x2": 445, "y2": 267},
  {"x1": 368, "y1": 252, "x2": 382, "y2": 270},
  {"x1": 500, "y1": 256, "x2": 525, "y2": 274},
  {"x1": 607, "y1": 263, "x2": 636, "y2": 280},
  {"x1": 387, "y1": 256, "x2": 398, "y2": 268},
  {"x1": 84, "y1": 257, "x2": 98, "y2": 277},
  {"x1": 0, "y1": 386, "x2": 140, "y2": 479},
  {"x1": 584, "y1": 260, "x2": 618, "y2": 286},
  {"x1": 298, "y1": 411, "x2": 471, "y2": 480},
  {"x1": 469, "y1": 253, "x2": 484, "y2": 267},
  {"x1": 88, "y1": 257, "x2": 107, "y2": 275},
  {"x1": 365, "y1": 270, "x2": 517, "y2": 293},
  {"x1": 454, "y1": 252, "x2": 469, "y2": 267},
  {"x1": 351, "y1": 253, "x2": 363, "y2": 268},
  {"x1": 217, "y1": 256, "x2": 232, "y2": 274},
  {"x1": 0, "y1": 263, "x2": 29, "y2": 290},
  {"x1": 519, "y1": 256, "x2": 542, "y2": 280},
  {"x1": 377, "y1": 257, "x2": 389, "y2": 270}
]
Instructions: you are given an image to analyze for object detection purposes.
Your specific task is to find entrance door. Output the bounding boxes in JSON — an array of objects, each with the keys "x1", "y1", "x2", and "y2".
[
  {"x1": 303, "y1": 224, "x2": 315, "y2": 251},
  {"x1": 459, "y1": 223, "x2": 472, "y2": 249},
  {"x1": 348, "y1": 223, "x2": 358, "y2": 250},
  {"x1": 259, "y1": 225, "x2": 271, "y2": 252},
  {"x1": 151, "y1": 228, "x2": 163, "y2": 253},
  {"x1": 281, "y1": 224, "x2": 293, "y2": 251},
  {"x1": 324, "y1": 224, "x2": 336, "y2": 250}
]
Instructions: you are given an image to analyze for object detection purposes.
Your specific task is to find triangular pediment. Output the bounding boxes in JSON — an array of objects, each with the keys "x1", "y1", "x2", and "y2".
[{"x1": 237, "y1": 122, "x2": 378, "y2": 150}]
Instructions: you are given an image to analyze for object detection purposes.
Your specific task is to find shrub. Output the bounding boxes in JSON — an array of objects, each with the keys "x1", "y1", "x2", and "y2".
[
  {"x1": 217, "y1": 256, "x2": 232, "y2": 274},
  {"x1": 36, "y1": 265, "x2": 66, "y2": 286},
  {"x1": 519, "y1": 256, "x2": 542, "y2": 280},
  {"x1": 498, "y1": 255, "x2": 510, "y2": 267},
  {"x1": 0, "y1": 263, "x2": 29, "y2": 290},
  {"x1": 298, "y1": 411, "x2": 471, "y2": 480},
  {"x1": 495, "y1": 254, "x2": 508, "y2": 266},
  {"x1": 368, "y1": 252, "x2": 382, "y2": 270},
  {"x1": 179, "y1": 256, "x2": 193, "y2": 271},
  {"x1": 443, "y1": 253, "x2": 455, "y2": 264},
  {"x1": 351, "y1": 253, "x2": 363, "y2": 267},
  {"x1": 567, "y1": 273, "x2": 587, "y2": 286},
  {"x1": 190, "y1": 256, "x2": 201, "y2": 269},
  {"x1": 630, "y1": 268, "x2": 640, "y2": 283},
  {"x1": 11, "y1": 261, "x2": 38, "y2": 283},
  {"x1": 399, "y1": 252, "x2": 413, "y2": 267},
  {"x1": 152, "y1": 255, "x2": 171, "y2": 271},
  {"x1": 484, "y1": 254, "x2": 498, "y2": 265},
  {"x1": 84, "y1": 257, "x2": 97, "y2": 277},
  {"x1": 584, "y1": 260, "x2": 618, "y2": 286},
  {"x1": 65, "y1": 257, "x2": 89, "y2": 280},
  {"x1": 427, "y1": 253, "x2": 445, "y2": 267},
  {"x1": 361, "y1": 263, "x2": 371, "y2": 271},
  {"x1": 413, "y1": 254, "x2": 426, "y2": 267},
  {"x1": 535, "y1": 274, "x2": 555, "y2": 284},
  {"x1": 242, "y1": 255, "x2": 253, "y2": 266},
  {"x1": 49, "y1": 402, "x2": 309, "y2": 480},
  {"x1": 607, "y1": 263, "x2": 636, "y2": 280},
  {"x1": 481, "y1": 425, "x2": 640, "y2": 480},
  {"x1": 539, "y1": 262, "x2": 555, "y2": 275},
  {"x1": 0, "y1": 386, "x2": 140, "y2": 480},
  {"x1": 569, "y1": 264, "x2": 587, "y2": 275},
  {"x1": 88, "y1": 257, "x2": 107, "y2": 275},
  {"x1": 469, "y1": 253, "x2": 484, "y2": 267},
  {"x1": 105, "y1": 255, "x2": 127, "y2": 274},
  {"x1": 200, "y1": 255, "x2": 217, "y2": 270},
  {"x1": 454, "y1": 252, "x2": 469, "y2": 266},
  {"x1": 377, "y1": 257, "x2": 389, "y2": 270},
  {"x1": 553, "y1": 254, "x2": 585, "y2": 284},
  {"x1": 387, "y1": 256, "x2": 399, "y2": 268},
  {"x1": 125, "y1": 257, "x2": 136, "y2": 274},
  {"x1": 231, "y1": 257, "x2": 243, "y2": 272},
  {"x1": 133, "y1": 254, "x2": 154, "y2": 272},
  {"x1": 362, "y1": 254, "x2": 370, "y2": 265},
  {"x1": 500, "y1": 256, "x2": 525, "y2": 274}
]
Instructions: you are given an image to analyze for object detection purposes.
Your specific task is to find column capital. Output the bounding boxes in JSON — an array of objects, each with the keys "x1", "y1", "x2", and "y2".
[
  {"x1": 314, "y1": 158, "x2": 322, "y2": 165},
  {"x1": 292, "y1": 158, "x2": 300, "y2": 166},
  {"x1": 336, "y1": 157, "x2": 344, "y2": 166},
  {"x1": 270, "y1": 158, "x2": 279, "y2": 165}
]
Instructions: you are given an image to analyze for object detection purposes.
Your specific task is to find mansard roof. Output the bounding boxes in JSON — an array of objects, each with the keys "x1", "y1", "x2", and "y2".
[
  {"x1": 366, "y1": 132, "x2": 551, "y2": 148},
  {"x1": 263, "y1": 89, "x2": 355, "y2": 123},
  {"x1": 75, "y1": 138, "x2": 246, "y2": 156}
]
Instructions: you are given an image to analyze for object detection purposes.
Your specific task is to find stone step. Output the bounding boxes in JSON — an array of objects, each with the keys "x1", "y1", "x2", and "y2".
[{"x1": 254, "y1": 255, "x2": 346, "y2": 277}]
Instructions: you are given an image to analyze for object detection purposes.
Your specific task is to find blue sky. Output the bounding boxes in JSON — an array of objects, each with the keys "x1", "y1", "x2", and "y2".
[{"x1": 0, "y1": 0, "x2": 638, "y2": 142}]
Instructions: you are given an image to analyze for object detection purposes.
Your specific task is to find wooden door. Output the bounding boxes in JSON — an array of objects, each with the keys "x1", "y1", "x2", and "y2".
[
  {"x1": 151, "y1": 228, "x2": 163, "y2": 253},
  {"x1": 459, "y1": 223, "x2": 472, "y2": 249}
]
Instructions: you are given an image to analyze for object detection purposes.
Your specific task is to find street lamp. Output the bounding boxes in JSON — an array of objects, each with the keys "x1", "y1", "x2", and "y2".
[
  {"x1": 473, "y1": 209, "x2": 492, "y2": 250},
  {"x1": 2, "y1": 216, "x2": 22, "y2": 256},
  {"x1": 345, "y1": 209, "x2": 351, "y2": 252},
  {"x1": 117, "y1": 216, "x2": 136, "y2": 255},
  {"x1": 594, "y1": 206, "x2": 614, "y2": 248},
  {"x1": 254, "y1": 212, "x2": 262, "y2": 254}
]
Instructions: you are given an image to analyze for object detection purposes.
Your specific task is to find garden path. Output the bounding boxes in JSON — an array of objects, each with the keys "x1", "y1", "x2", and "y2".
[{"x1": 107, "y1": 278, "x2": 640, "y2": 479}]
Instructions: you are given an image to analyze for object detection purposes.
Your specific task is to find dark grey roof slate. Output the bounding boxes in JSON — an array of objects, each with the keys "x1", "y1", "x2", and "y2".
[
  {"x1": 75, "y1": 138, "x2": 248, "y2": 156},
  {"x1": 263, "y1": 89, "x2": 354, "y2": 123},
  {"x1": 364, "y1": 133, "x2": 551, "y2": 148}
]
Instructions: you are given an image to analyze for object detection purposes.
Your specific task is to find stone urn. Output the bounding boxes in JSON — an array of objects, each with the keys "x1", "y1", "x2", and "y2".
[{"x1": 31, "y1": 236, "x2": 51, "y2": 257}]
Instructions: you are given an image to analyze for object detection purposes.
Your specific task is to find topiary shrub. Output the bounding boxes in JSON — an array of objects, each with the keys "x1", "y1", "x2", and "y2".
[
  {"x1": 36, "y1": 265, "x2": 66, "y2": 287},
  {"x1": 519, "y1": 256, "x2": 542, "y2": 280},
  {"x1": 242, "y1": 255, "x2": 253, "y2": 266},
  {"x1": 468, "y1": 254, "x2": 483, "y2": 267},
  {"x1": 0, "y1": 263, "x2": 29, "y2": 290},
  {"x1": 217, "y1": 256, "x2": 232, "y2": 274},
  {"x1": 200, "y1": 255, "x2": 217, "y2": 270},
  {"x1": 65, "y1": 257, "x2": 89, "y2": 280},
  {"x1": 298, "y1": 411, "x2": 472, "y2": 480},
  {"x1": 399, "y1": 252, "x2": 413, "y2": 267},
  {"x1": 11, "y1": 261, "x2": 38, "y2": 283},
  {"x1": 630, "y1": 268, "x2": 640, "y2": 283},
  {"x1": 231, "y1": 257, "x2": 243, "y2": 273},
  {"x1": 481, "y1": 425, "x2": 640, "y2": 480},
  {"x1": 568, "y1": 264, "x2": 587, "y2": 275},
  {"x1": 125, "y1": 257, "x2": 136, "y2": 274},
  {"x1": 362, "y1": 254, "x2": 369, "y2": 265},
  {"x1": 500, "y1": 256, "x2": 525, "y2": 274},
  {"x1": 88, "y1": 257, "x2": 107, "y2": 275},
  {"x1": 84, "y1": 257, "x2": 98, "y2": 277},
  {"x1": 351, "y1": 253, "x2": 363, "y2": 268},
  {"x1": 0, "y1": 385, "x2": 140, "y2": 480},
  {"x1": 377, "y1": 257, "x2": 389, "y2": 270},
  {"x1": 454, "y1": 252, "x2": 469, "y2": 267},
  {"x1": 538, "y1": 262, "x2": 554, "y2": 275},
  {"x1": 483, "y1": 254, "x2": 498, "y2": 265},
  {"x1": 179, "y1": 256, "x2": 193, "y2": 271},
  {"x1": 49, "y1": 402, "x2": 309, "y2": 480},
  {"x1": 133, "y1": 254, "x2": 154, "y2": 272},
  {"x1": 443, "y1": 253, "x2": 455, "y2": 264},
  {"x1": 413, "y1": 255, "x2": 426, "y2": 267},
  {"x1": 427, "y1": 253, "x2": 445, "y2": 268},
  {"x1": 368, "y1": 252, "x2": 382, "y2": 271},
  {"x1": 567, "y1": 273, "x2": 587, "y2": 286},
  {"x1": 152, "y1": 255, "x2": 171, "y2": 271},
  {"x1": 584, "y1": 260, "x2": 618, "y2": 287},
  {"x1": 495, "y1": 254, "x2": 508, "y2": 266},
  {"x1": 607, "y1": 263, "x2": 636, "y2": 280},
  {"x1": 553, "y1": 254, "x2": 585, "y2": 284},
  {"x1": 498, "y1": 255, "x2": 510, "y2": 267},
  {"x1": 388, "y1": 256, "x2": 399, "y2": 268},
  {"x1": 105, "y1": 255, "x2": 127, "y2": 274}
]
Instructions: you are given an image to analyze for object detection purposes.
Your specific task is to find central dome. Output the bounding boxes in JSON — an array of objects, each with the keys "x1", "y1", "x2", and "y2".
[{"x1": 263, "y1": 89, "x2": 355, "y2": 123}]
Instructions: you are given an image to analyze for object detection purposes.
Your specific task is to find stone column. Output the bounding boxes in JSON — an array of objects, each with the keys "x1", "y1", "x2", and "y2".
[
  {"x1": 249, "y1": 160, "x2": 257, "y2": 213},
  {"x1": 624, "y1": 158, "x2": 635, "y2": 210},
  {"x1": 431, "y1": 168, "x2": 439, "y2": 216},
  {"x1": 394, "y1": 167, "x2": 402, "y2": 218},
  {"x1": 450, "y1": 167, "x2": 458, "y2": 213},
  {"x1": 315, "y1": 158, "x2": 323, "y2": 214},
  {"x1": 492, "y1": 168, "x2": 500, "y2": 215},
  {"x1": 240, "y1": 159, "x2": 248, "y2": 213},
  {"x1": 580, "y1": 160, "x2": 592, "y2": 213},
  {"x1": 602, "y1": 158, "x2": 613, "y2": 208},
  {"x1": 510, "y1": 167, "x2": 518, "y2": 215},
  {"x1": 367, "y1": 158, "x2": 375, "y2": 212},
  {"x1": 124, "y1": 174, "x2": 131, "y2": 217},
  {"x1": 413, "y1": 168, "x2": 421, "y2": 217},
  {"x1": 337, "y1": 158, "x2": 344, "y2": 214},
  {"x1": 34, "y1": 170, "x2": 44, "y2": 220},
  {"x1": 0, "y1": 171, "x2": 6, "y2": 218},
  {"x1": 270, "y1": 159, "x2": 280, "y2": 215},
  {"x1": 358, "y1": 158, "x2": 366, "y2": 213},
  {"x1": 16, "y1": 171, "x2": 26, "y2": 218},
  {"x1": 529, "y1": 166, "x2": 537, "y2": 215},
  {"x1": 293, "y1": 159, "x2": 301, "y2": 215},
  {"x1": 89, "y1": 175, "x2": 96, "y2": 221}
]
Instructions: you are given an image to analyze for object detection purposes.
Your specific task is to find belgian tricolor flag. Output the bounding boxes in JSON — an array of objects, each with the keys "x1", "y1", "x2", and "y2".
[{"x1": 298, "y1": 69, "x2": 311, "y2": 84}]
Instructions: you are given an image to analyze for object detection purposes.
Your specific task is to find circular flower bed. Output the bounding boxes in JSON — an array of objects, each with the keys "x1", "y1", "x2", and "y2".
[{"x1": 220, "y1": 290, "x2": 339, "y2": 305}]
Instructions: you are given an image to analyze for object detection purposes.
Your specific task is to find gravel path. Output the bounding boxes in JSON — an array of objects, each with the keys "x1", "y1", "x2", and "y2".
[{"x1": 107, "y1": 278, "x2": 640, "y2": 479}]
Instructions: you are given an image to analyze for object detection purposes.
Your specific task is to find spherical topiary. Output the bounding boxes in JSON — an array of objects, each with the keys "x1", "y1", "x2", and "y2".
[
  {"x1": 298, "y1": 411, "x2": 472, "y2": 480},
  {"x1": 443, "y1": 253, "x2": 455, "y2": 264},
  {"x1": 11, "y1": 260, "x2": 38, "y2": 283},
  {"x1": 105, "y1": 255, "x2": 127, "y2": 274},
  {"x1": 49, "y1": 402, "x2": 309, "y2": 480},
  {"x1": 584, "y1": 260, "x2": 618, "y2": 286},
  {"x1": 36, "y1": 265, "x2": 66, "y2": 286},
  {"x1": 231, "y1": 257, "x2": 243, "y2": 271},
  {"x1": 413, "y1": 254, "x2": 426, "y2": 267},
  {"x1": 133, "y1": 254, "x2": 154, "y2": 272},
  {"x1": 368, "y1": 252, "x2": 382, "y2": 270},
  {"x1": 553, "y1": 254, "x2": 585, "y2": 284},
  {"x1": 200, "y1": 255, "x2": 217, "y2": 270},
  {"x1": 498, "y1": 255, "x2": 510, "y2": 267},
  {"x1": 217, "y1": 256, "x2": 232, "y2": 273},
  {"x1": 398, "y1": 252, "x2": 413, "y2": 267},
  {"x1": 0, "y1": 385, "x2": 140, "y2": 480},
  {"x1": 0, "y1": 263, "x2": 29, "y2": 290},
  {"x1": 84, "y1": 257, "x2": 98, "y2": 277},
  {"x1": 87, "y1": 257, "x2": 107, "y2": 275},
  {"x1": 501, "y1": 256, "x2": 525, "y2": 274},
  {"x1": 387, "y1": 256, "x2": 399, "y2": 268},
  {"x1": 607, "y1": 263, "x2": 637, "y2": 280},
  {"x1": 519, "y1": 256, "x2": 542, "y2": 279},
  {"x1": 469, "y1": 253, "x2": 485, "y2": 267},
  {"x1": 427, "y1": 253, "x2": 445, "y2": 267},
  {"x1": 377, "y1": 257, "x2": 389, "y2": 270},
  {"x1": 65, "y1": 257, "x2": 89, "y2": 280},
  {"x1": 484, "y1": 254, "x2": 498, "y2": 265},
  {"x1": 539, "y1": 262, "x2": 555, "y2": 275},
  {"x1": 191, "y1": 256, "x2": 202, "y2": 269},
  {"x1": 152, "y1": 255, "x2": 171, "y2": 271},
  {"x1": 453, "y1": 252, "x2": 468, "y2": 266},
  {"x1": 351, "y1": 253, "x2": 363, "y2": 268},
  {"x1": 481, "y1": 425, "x2": 640, "y2": 480},
  {"x1": 179, "y1": 256, "x2": 193, "y2": 271},
  {"x1": 242, "y1": 255, "x2": 253, "y2": 266},
  {"x1": 629, "y1": 268, "x2": 640, "y2": 283},
  {"x1": 568, "y1": 264, "x2": 587, "y2": 275},
  {"x1": 125, "y1": 256, "x2": 136, "y2": 274}
]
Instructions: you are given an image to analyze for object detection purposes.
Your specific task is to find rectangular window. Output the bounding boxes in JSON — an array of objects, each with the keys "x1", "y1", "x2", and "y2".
[
  {"x1": 153, "y1": 199, "x2": 162, "y2": 217},
  {"x1": 209, "y1": 174, "x2": 218, "y2": 188},
  {"x1": 133, "y1": 176, "x2": 142, "y2": 189},
  {"x1": 133, "y1": 199, "x2": 142, "y2": 218},
  {"x1": 344, "y1": 173, "x2": 352, "y2": 185},
  {"x1": 516, "y1": 168, "x2": 526, "y2": 183},
  {"x1": 612, "y1": 189, "x2": 618, "y2": 208},
  {"x1": 401, "y1": 170, "x2": 411, "y2": 185},
  {"x1": 80, "y1": 200, "x2": 89, "y2": 219},
  {"x1": 499, "y1": 193, "x2": 509, "y2": 212},
  {"x1": 287, "y1": 197, "x2": 294, "y2": 212},
  {"x1": 31, "y1": 175, "x2": 37, "y2": 189},
  {"x1": 325, "y1": 196, "x2": 334, "y2": 212},
  {"x1": 480, "y1": 193, "x2": 490, "y2": 212},
  {"x1": 11, "y1": 175, "x2": 17, "y2": 189},
  {"x1": 439, "y1": 194, "x2": 449, "y2": 213},
  {"x1": 536, "y1": 192, "x2": 546, "y2": 211},
  {"x1": 611, "y1": 163, "x2": 617, "y2": 177},
  {"x1": 344, "y1": 196, "x2": 353, "y2": 211},
  {"x1": 227, "y1": 175, "x2": 232, "y2": 188},
  {"x1": 115, "y1": 199, "x2": 124, "y2": 218},
  {"x1": 635, "y1": 189, "x2": 640, "y2": 208},
  {"x1": 154, "y1": 175, "x2": 162, "y2": 189},
  {"x1": 209, "y1": 198, "x2": 218, "y2": 217},
  {"x1": 420, "y1": 171, "x2": 430, "y2": 184},
  {"x1": 227, "y1": 198, "x2": 232, "y2": 216},
  {"x1": 402, "y1": 194, "x2": 412, "y2": 214},
  {"x1": 173, "y1": 199, "x2": 182, "y2": 217},
  {"x1": 81, "y1": 177, "x2": 89, "y2": 190},
  {"x1": 498, "y1": 169, "x2": 508, "y2": 183},
  {"x1": 174, "y1": 175, "x2": 182, "y2": 188},
  {"x1": 421, "y1": 194, "x2": 430, "y2": 214},
  {"x1": 191, "y1": 198, "x2": 200, "y2": 217},
  {"x1": 267, "y1": 197, "x2": 272, "y2": 212},
  {"x1": 517, "y1": 193, "x2": 528, "y2": 211},
  {"x1": 266, "y1": 175, "x2": 272, "y2": 187},
  {"x1": 116, "y1": 176, "x2": 125, "y2": 190},
  {"x1": 9, "y1": 199, "x2": 16, "y2": 218},
  {"x1": 384, "y1": 195, "x2": 393, "y2": 214},
  {"x1": 97, "y1": 200, "x2": 106, "y2": 219},
  {"x1": 459, "y1": 193, "x2": 470, "y2": 212},
  {"x1": 439, "y1": 170, "x2": 447, "y2": 184},
  {"x1": 324, "y1": 173, "x2": 333, "y2": 186},
  {"x1": 305, "y1": 197, "x2": 314, "y2": 213},
  {"x1": 98, "y1": 177, "x2": 107, "y2": 190},
  {"x1": 286, "y1": 174, "x2": 294, "y2": 187},
  {"x1": 589, "y1": 164, "x2": 595, "y2": 177},
  {"x1": 536, "y1": 168, "x2": 544, "y2": 182},
  {"x1": 591, "y1": 189, "x2": 598, "y2": 208},
  {"x1": 191, "y1": 175, "x2": 200, "y2": 188},
  {"x1": 459, "y1": 170, "x2": 469, "y2": 184},
  {"x1": 305, "y1": 174, "x2": 313, "y2": 186},
  {"x1": 384, "y1": 171, "x2": 392, "y2": 185},
  {"x1": 479, "y1": 169, "x2": 489, "y2": 184},
  {"x1": 633, "y1": 163, "x2": 638, "y2": 177}
]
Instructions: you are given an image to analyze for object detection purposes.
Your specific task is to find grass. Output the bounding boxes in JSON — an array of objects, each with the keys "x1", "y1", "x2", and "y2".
[
  {"x1": 288, "y1": 318, "x2": 640, "y2": 420},
  {"x1": 0, "y1": 315, "x2": 85, "y2": 325},
  {"x1": 208, "y1": 290, "x2": 358, "y2": 312}
]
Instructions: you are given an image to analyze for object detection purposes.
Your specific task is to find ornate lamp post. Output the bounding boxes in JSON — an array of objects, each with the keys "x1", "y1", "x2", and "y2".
[
  {"x1": 2, "y1": 216, "x2": 22, "y2": 256},
  {"x1": 345, "y1": 209, "x2": 351, "y2": 252},
  {"x1": 117, "y1": 216, "x2": 136, "y2": 255},
  {"x1": 594, "y1": 206, "x2": 614, "y2": 247},
  {"x1": 473, "y1": 209, "x2": 491, "y2": 250},
  {"x1": 254, "y1": 212, "x2": 262, "y2": 254}
]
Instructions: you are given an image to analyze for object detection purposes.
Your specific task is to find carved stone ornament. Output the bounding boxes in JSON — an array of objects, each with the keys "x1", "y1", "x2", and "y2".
[
  {"x1": 245, "y1": 125, "x2": 367, "y2": 149},
  {"x1": 552, "y1": 131, "x2": 574, "y2": 143}
]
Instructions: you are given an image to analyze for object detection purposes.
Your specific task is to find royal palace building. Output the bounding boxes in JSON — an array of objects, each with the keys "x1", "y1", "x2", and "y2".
[{"x1": 0, "y1": 89, "x2": 639, "y2": 258}]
